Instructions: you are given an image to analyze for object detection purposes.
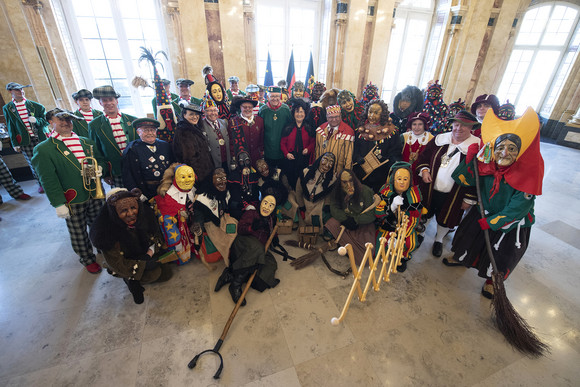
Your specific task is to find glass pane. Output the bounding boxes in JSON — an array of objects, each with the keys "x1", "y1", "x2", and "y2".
[
  {"x1": 101, "y1": 40, "x2": 122, "y2": 59},
  {"x1": 77, "y1": 17, "x2": 99, "y2": 39},
  {"x1": 143, "y1": 24, "x2": 161, "y2": 42},
  {"x1": 123, "y1": 19, "x2": 144, "y2": 39},
  {"x1": 83, "y1": 39, "x2": 105, "y2": 59},
  {"x1": 382, "y1": 16, "x2": 406, "y2": 103},
  {"x1": 396, "y1": 18, "x2": 428, "y2": 91},
  {"x1": 91, "y1": 0, "x2": 112, "y2": 17},
  {"x1": 497, "y1": 50, "x2": 533, "y2": 104},
  {"x1": 118, "y1": 96, "x2": 135, "y2": 114},
  {"x1": 516, "y1": 6, "x2": 551, "y2": 46},
  {"x1": 112, "y1": 79, "x2": 131, "y2": 98},
  {"x1": 541, "y1": 51, "x2": 574, "y2": 115},
  {"x1": 89, "y1": 59, "x2": 111, "y2": 79},
  {"x1": 107, "y1": 60, "x2": 127, "y2": 78},
  {"x1": 96, "y1": 17, "x2": 117, "y2": 39},
  {"x1": 517, "y1": 49, "x2": 559, "y2": 114},
  {"x1": 72, "y1": 0, "x2": 93, "y2": 17},
  {"x1": 541, "y1": 6, "x2": 577, "y2": 46},
  {"x1": 118, "y1": 0, "x2": 138, "y2": 18}
]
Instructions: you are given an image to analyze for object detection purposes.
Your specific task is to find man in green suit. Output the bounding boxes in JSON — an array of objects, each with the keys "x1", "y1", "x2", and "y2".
[
  {"x1": 71, "y1": 89, "x2": 103, "y2": 138},
  {"x1": 151, "y1": 79, "x2": 181, "y2": 118},
  {"x1": 32, "y1": 109, "x2": 106, "y2": 274},
  {"x1": 176, "y1": 78, "x2": 202, "y2": 106},
  {"x1": 226, "y1": 76, "x2": 246, "y2": 101},
  {"x1": 2, "y1": 82, "x2": 50, "y2": 193},
  {"x1": 89, "y1": 85, "x2": 138, "y2": 187}
]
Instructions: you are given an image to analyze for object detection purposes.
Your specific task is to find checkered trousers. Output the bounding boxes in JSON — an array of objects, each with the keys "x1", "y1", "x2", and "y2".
[
  {"x1": 0, "y1": 157, "x2": 24, "y2": 200},
  {"x1": 19, "y1": 136, "x2": 40, "y2": 182},
  {"x1": 65, "y1": 198, "x2": 105, "y2": 265},
  {"x1": 110, "y1": 175, "x2": 125, "y2": 189}
]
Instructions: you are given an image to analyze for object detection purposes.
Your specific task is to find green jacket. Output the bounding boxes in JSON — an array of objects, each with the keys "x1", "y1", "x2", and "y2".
[
  {"x1": 3, "y1": 100, "x2": 50, "y2": 147},
  {"x1": 258, "y1": 103, "x2": 292, "y2": 159},
  {"x1": 72, "y1": 109, "x2": 103, "y2": 138},
  {"x1": 88, "y1": 113, "x2": 138, "y2": 177},
  {"x1": 32, "y1": 136, "x2": 106, "y2": 208},
  {"x1": 151, "y1": 93, "x2": 181, "y2": 118},
  {"x1": 226, "y1": 89, "x2": 247, "y2": 101},
  {"x1": 330, "y1": 184, "x2": 376, "y2": 226}
]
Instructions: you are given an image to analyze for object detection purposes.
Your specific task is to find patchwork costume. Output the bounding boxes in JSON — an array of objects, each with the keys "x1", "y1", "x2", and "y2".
[{"x1": 315, "y1": 120, "x2": 354, "y2": 175}]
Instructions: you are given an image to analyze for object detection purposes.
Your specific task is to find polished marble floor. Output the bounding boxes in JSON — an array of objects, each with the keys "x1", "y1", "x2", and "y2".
[{"x1": 0, "y1": 141, "x2": 579, "y2": 386}]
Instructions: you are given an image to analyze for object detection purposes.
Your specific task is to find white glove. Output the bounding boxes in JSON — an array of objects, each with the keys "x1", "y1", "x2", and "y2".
[
  {"x1": 28, "y1": 116, "x2": 37, "y2": 124},
  {"x1": 96, "y1": 165, "x2": 103, "y2": 178},
  {"x1": 14, "y1": 146, "x2": 21, "y2": 153},
  {"x1": 175, "y1": 244, "x2": 183, "y2": 252},
  {"x1": 390, "y1": 195, "x2": 404, "y2": 213},
  {"x1": 140, "y1": 194, "x2": 148, "y2": 202},
  {"x1": 56, "y1": 205, "x2": 70, "y2": 219}
]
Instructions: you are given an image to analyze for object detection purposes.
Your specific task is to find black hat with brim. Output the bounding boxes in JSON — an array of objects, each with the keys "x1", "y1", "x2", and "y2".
[
  {"x1": 133, "y1": 118, "x2": 161, "y2": 129},
  {"x1": 180, "y1": 102, "x2": 203, "y2": 114},
  {"x1": 176, "y1": 78, "x2": 194, "y2": 87},
  {"x1": 6, "y1": 82, "x2": 32, "y2": 91},
  {"x1": 72, "y1": 89, "x2": 93, "y2": 101},
  {"x1": 230, "y1": 96, "x2": 258, "y2": 114},
  {"x1": 92, "y1": 85, "x2": 121, "y2": 99}
]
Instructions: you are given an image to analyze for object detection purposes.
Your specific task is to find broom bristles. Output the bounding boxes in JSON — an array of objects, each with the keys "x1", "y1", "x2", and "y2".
[
  {"x1": 290, "y1": 250, "x2": 321, "y2": 269},
  {"x1": 491, "y1": 272, "x2": 549, "y2": 357}
]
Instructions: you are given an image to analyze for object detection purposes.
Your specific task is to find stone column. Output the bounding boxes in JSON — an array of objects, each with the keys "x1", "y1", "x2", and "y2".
[
  {"x1": 165, "y1": 1, "x2": 188, "y2": 78},
  {"x1": 327, "y1": 0, "x2": 349, "y2": 89},
  {"x1": 366, "y1": 0, "x2": 397, "y2": 93},
  {"x1": 243, "y1": 0, "x2": 257, "y2": 84},
  {"x1": 356, "y1": 0, "x2": 377, "y2": 97},
  {"x1": 204, "y1": 0, "x2": 226, "y2": 85}
]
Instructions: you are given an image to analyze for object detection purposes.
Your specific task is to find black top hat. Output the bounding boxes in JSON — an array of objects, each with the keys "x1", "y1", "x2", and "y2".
[
  {"x1": 72, "y1": 89, "x2": 93, "y2": 101},
  {"x1": 6, "y1": 82, "x2": 32, "y2": 91},
  {"x1": 92, "y1": 85, "x2": 121, "y2": 99}
]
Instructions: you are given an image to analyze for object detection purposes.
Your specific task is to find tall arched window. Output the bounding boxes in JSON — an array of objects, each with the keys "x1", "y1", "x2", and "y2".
[
  {"x1": 497, "y1": 2, "x2": 580, "y2": 116},
  {"x1": 381, "y1": 0, "x2": 435, "y2": 104}
]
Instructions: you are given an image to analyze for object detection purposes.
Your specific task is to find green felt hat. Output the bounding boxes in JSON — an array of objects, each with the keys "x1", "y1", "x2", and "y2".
[{"x1": 133, "y1": 117, "x2": 160, "y2": 129}]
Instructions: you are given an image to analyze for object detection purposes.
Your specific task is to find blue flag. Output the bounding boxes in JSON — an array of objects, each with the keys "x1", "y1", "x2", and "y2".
[
  {"x1": 305, "y1": 51, "x2": 315, "y2": 96},
  {"x1": 286, "y1": 50, "x2": 296, "y2": 92},
  {"x1": 264, "y1": 51, "x2": 274, "y2": 86}
]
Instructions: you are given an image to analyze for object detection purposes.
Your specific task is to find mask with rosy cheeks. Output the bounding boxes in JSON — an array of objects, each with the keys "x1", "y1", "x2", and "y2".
[
  {"x1": 340, "y1": 171, "x2": 355, "y2": 196},
  {"x1": 494, "y1": 139, "x2": 519, "y2": 167},
  {"x1": 281, "y1": 93, "x2": 289, "y2": 103},
  {"x1": 394, "y1": 168, "x2": 411, "y2": 194},
  {"x1": 259, "y1": 195, "x2": 277, "y2": 217},
  {"x1": 368, "y1": 104, "x2": 382, "y2": 125},
  {"x1": 115, "y1": 197, "x2": 139, "y2": 226},
  {"x1": 255, "y1": 159, "x2": 269, "y2": 177},
  {"x1": 210, "y1": 84, "x2": 223, "y2": 102},
  {"x1": 175, "y1": 165, "x2": 195, "y2": 191},
  {"x1": 212, "y1": 169, "x2": 227, "y2": 192}
]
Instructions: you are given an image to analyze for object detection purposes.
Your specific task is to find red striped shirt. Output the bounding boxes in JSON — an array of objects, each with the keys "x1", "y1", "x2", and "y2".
[
  {"x1": 52, "y1": 132, "x2": 86, "y2": 163},
  {"x1": 13, "y1": 99, "x2": 34, "y2": 136},
  {"x1": 80, "y1": 109, "x2": 94, "y2": 123},
  {"x1": 106, "y1": 114, "x2": 127, "y2": 151}
]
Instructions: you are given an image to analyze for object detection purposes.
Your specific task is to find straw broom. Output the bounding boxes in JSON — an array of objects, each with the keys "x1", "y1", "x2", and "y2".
[{"x1": 473, "y1": 159, "x2": 548, "y2": 357}]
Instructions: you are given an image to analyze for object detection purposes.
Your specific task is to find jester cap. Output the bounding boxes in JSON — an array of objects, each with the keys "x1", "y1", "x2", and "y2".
[{"x1": 482, "y1": 107, "x2": 538, "y2": 162}]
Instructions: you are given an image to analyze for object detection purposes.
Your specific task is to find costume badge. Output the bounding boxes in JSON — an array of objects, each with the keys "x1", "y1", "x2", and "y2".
[
  {"x1": 219, "y1": 139, "x2": 225, "y2": 146},
  {"x1": 148, "y1": 157, "x2": 155, "y2": 163},
  {"x1": 273, "y1": 113, "x2": 277, "y2": 121},
  {"x1": 159, "y1": 155, "x2": 165, "y2": 160},
  {"x1": 64, "y1": 151, "x2": 70, "y2": 156},
  {"x1": 524, "y1": 193, "x2": 533, "y2": 200},
  {"x1": 154, "y1": 171, "x2": 161, "y2": 177}
]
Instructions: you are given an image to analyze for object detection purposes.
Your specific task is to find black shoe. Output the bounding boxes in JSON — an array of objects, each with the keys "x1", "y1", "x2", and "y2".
[
  {"x1": 214, "y1": 267, "x2": 233, "y2": 292},
  {"x1": 397, "y1": 258, "x2": 408, "y2": 273},
  {"x1": 124, "y1": 279, "x2": 145, "y2": 304},
  {"x1": 228, "y1": 282, "x2": 247, "y2": 306},
  {"x1": 481, "y1": 281, "x2": 494, "y2": 299},
  {"x1": 432, "y1": 242, "x2": 443, "y2": 257},
  {"x1": 442, "y1": 257, "x2": 462, "y2": 267},
  {"x1": 416, "y1": 234, "x2": 424, "y2": 248}
]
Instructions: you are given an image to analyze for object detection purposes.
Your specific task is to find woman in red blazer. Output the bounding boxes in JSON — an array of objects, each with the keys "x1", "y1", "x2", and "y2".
[{"x1": 280, "y1": 99, "x2": 316, "y2": 189}]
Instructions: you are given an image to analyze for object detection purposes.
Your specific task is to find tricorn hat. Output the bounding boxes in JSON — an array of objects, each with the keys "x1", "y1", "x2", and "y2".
[
  {"x1": 92, "y1": 85, "x2": 121, "y2": 99},
  {"x1": 6, "y1": 82, "x2": 31, "y2": 91},
  {"x1": 72, "y1": 89, "x2": 93, "y2": 101}
]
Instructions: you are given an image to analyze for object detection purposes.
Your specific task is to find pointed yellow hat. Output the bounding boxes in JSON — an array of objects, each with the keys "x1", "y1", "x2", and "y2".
[{"x1": 481, "y1": 107, "x2": 539, "y2": 161}]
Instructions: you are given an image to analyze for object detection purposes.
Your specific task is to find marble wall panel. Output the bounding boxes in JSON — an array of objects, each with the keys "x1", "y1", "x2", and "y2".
[
  {"x1": 220, "y1": 0, "x2": 249, "y2": 88},
  {"x1": 367, "y1": 0, "x2": 396, "y2": 92}
]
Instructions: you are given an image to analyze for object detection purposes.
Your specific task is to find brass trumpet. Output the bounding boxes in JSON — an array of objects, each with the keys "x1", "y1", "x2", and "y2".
[{"x1": 82, "y1": 145, "x2": 105, "y2": 199}]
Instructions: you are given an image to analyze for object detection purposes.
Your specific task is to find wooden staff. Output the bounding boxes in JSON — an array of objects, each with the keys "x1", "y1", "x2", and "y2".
[{"x1": 188, "y1": 225, "x2": 279, "y2": 378}]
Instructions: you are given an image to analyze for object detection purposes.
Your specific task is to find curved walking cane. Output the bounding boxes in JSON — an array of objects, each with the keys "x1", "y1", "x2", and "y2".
[
  {"x1": 472, "y1": 160, "x2": 548, "y2": 357},
  {"x1": 188, "y1": 225, "x2": 279, "y2": 378}
]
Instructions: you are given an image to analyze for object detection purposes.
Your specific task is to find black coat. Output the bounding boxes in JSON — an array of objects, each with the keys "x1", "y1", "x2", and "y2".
[{"x1": 173, "y1": 119, "x2": 215, "y2": 183}]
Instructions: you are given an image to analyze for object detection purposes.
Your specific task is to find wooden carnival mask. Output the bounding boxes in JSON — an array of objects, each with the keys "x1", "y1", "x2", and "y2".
[
  {"x1": 394, "y1": 168, "x2": 411, "y2": 194},
  {"x1": 175, "y1": 165, "x2": 195, "y2": 191},
  {"x1": 260, "y1": 195, "x2": 277, "y2": 217}
]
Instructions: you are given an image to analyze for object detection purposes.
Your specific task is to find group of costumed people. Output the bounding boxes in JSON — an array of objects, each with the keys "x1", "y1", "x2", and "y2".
[{"x1": 4, "y1": 56, "x2": 541, "y2": 305}]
